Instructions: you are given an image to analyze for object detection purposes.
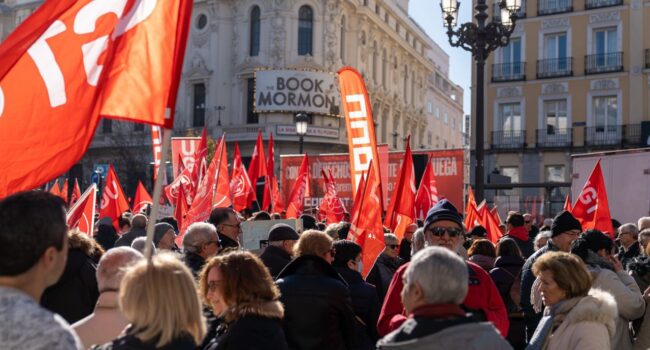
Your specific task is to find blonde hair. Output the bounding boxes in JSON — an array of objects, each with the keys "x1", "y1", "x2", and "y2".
[
  {"x1": 119, "y1": 253, "x2": 206, "y2": 347},
  {"x1": 294, "y1": 230, "x2": 332, "y2": 257},
  {"x1": 532, "y1": 251, "x2": 592, "y2": 299}
]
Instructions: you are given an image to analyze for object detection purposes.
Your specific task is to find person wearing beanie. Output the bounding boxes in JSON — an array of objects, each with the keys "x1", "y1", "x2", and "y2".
[
  {"x1": 260, "y1": 223, "x2": 300, "y2": 278},
  {"x1": 500, "y1": 212, "x2": 534, "y2": 259},
  {"x1": 95, "y1": 217, "x2": 119, "y2": 251},
  {"x1": 153, "y1": 223, "x2": 177, "y2": 251},
  {"x1": 463, "y1": 225, "x2": 488, "y2": 250},
  {"x1": 519, "y1": 210, "x2": 582, "y2": 342},
  {"x1": 299, "y1": 214, "x2": 317, "y2": 231},
  {"x1": 377, "y1": 199, "x2": 509, "y2": 338}
]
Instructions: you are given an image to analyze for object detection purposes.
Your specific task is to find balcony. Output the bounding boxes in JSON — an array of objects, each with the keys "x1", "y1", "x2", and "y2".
[
  {"x1": 585, "y1": 125, "x2": 642, "y2": 147},
  {"x1": 537, "y1": 128, "x2": 572, "y2": 148},
  {"x1": 585, "y1": 0, "x2": 622, "y2": 9},
  {"x1": 646, "y1": 49, "x2": 650, "y2": 69},
  {"x1": 585, "y1": 52, "x2": 623, "y2": 75},
  {"x1": 623, "y1": 124, "x2": 642, "y2": 146},
  {"x1": 492, "y1": 130, "x2": 526, "y2": 149},
  {"x1": 537, "y1": 0, "x2": 572, "y2": 15},
  {"x1": 537, "y1": 58, "x2": 573, "y2": 79},
  {"x1": 492, "y1": 62, "x2": 526, "y2": 82}
]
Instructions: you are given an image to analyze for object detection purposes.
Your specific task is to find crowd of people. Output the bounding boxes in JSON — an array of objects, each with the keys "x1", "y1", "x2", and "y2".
[{"x1": 1, "y1": 190, "x2": 650, "y2": 349}]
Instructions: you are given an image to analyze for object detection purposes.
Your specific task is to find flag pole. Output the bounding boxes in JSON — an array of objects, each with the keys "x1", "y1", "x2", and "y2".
[{"x1": 144, "y1": 125, "x2": 172, "y2": 259}]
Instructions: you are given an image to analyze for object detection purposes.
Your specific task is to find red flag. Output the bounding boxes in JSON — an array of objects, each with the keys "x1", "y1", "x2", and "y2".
[
  {"x1": 263, "y1": 133, "x2": 282, "y2": 212},
  {"x1": 67, "y1": 183, "x2": 97, "y2": 236},
  {"x1": 0, "y1": 0, "x2": 192, "y2": 197},
  {"x1": 247, "y1": 131, "x2": 268, "y2": 207},
  {"x1": 99, "y1": 165, "x2": 129, "y2": 230},
  {"x1": 414, "y1": 158, "x2": 439, "y2": 220},
  {"x1": 177, "y1": 153, "x2": 187, "y2": 175},
  {"x1": 164, "y1": 165, "x2": 193, "y2": 206},
  {"x1": 318, "y1": 169, "x2": 347, "y2": 224},
  {"x1": 151, "y1": 126, "x2": 164, "y2": 182},
  {"x1": 179, "y1": 136, "x2": 232, "y2": 242},
  {"x1": 383, "y1": 137, "x2": 416, "y2": 240},
  {"x1": 70, "y1": 178, "x2": 82, "y2": 205},
  {"x1": 348, "y1": 172, "x2": 367, "y2": 238},
  {"x1": 285, "y1": 154, "x2": 311, "y2": 219},
  {"x1": 231, "y1": 143, "x2": 256, "y2": 212},
  {"x1": 490, "y1": 206, "x2": 503, "y2": 225},
  {"x1": 164, "y1": 129, "x2": 207, "y2": 206},
  {"x1": 464, "y1": 186, "x2": 478, "y2": 230},
  {"x1": 132, "y1": 181, "x2": 153, "y2": 214},
  {"x1": 564, "y1": 194, "x2": 573, "y2": 212},
  {"x1": 572, "y1": 160, "x2": 614, "y2": 237},
  {"x1": 478, "y1": 204, "x2": 503, "y2": 244},
  {"x1": 49, "y1": 180, "x2": 63, "y2": 200},
  {"x1": 174, "y1": 184, "x2": 188, "y2": 236},
  {"x1": 60, "y1": 178, "x2": 69, "y2": 204},
  {"x1": 348, "y1": 160, "x2": 384, "y2": 278}
]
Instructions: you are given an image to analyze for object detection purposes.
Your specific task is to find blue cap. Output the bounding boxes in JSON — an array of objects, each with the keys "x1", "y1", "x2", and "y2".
[{"x1": 424, "y1": 199, "x2": 463, "y2": 229}]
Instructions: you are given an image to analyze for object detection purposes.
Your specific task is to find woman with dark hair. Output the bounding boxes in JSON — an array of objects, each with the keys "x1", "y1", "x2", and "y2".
[
  {"x1": 490, "y1": 238, "x2": 525, "y2": 349},
  {"x1": 467, "y1": 239, "x2": 496, "y2": 271},
  {"x1": 570, "y1": 229, "x2": 645, "y2": 350},
  {"x1": 95, "y1": 218, "x2": 119, "y2": 251},
  {"x1": 332, "y1": 240, "x2": 380, "y2": 350}
]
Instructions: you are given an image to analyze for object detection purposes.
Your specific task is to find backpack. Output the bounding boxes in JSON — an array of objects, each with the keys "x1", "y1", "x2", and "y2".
[{"x1": 501, "y1": 268, "x2": 522, "y2": 315}]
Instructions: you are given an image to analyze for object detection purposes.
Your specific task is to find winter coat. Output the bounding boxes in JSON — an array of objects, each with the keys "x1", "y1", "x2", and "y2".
[
  {"x1": 367, "y1": 254, "x2": 404, "y2": 300},
  {"x1": 377, "y1": 304, "x2": 512, "y2": 350},
  {"x1": 503, "y1": 226, "x2": 535, "y2": 259},
  {"x1": 334, "y1": 266, "x2": 381, "y2": 349},
  {"x1": 204, "y1": 300, "x2": 288, "y2": 350},
  {"x1": 95, "y1": 225, "x2": 119, "y2": 251},
  {"x1": 72, "y1": 291, "x2": 128, "y2": 349},
  {"x1": 589, "y1": 265, "x2": 645, "y2": 350},
  {"x1": 259, "y1": 245, "x2": 292, "y2": 278},
  {"x1": 182, "y1": 252, "x2": 206, "y2": 278},
  {"x1": 469, "y1": 254, "x2": 496, "y2": 272},
  {"x1": 490, "y1": 255, "x2": 526, "y2": 311},
  {"x1": 219, "y1": 234, "x2": 239, "y2": 251},
  {"x1": 520, "y1": 240, "x2": 559, "y2": 340},
  {"x1": 541, "y1": 289, "x2": 618, "y2": 350},
  {"x1": 377, "y1": 260, "x2": 509, "y2": 338},
  {"x1": 91, "y1": 328, "x2": 197, "y2": 350},
  {"x1": 633, "y1": 302, "x2": 650, "y2": 350},
  {"x1": 276, "y1": 255, "x2": 356, "y2": 350},
  {"x1": 113, "y1": 226, "x2": 147, "y2": 248},
  {"x1": 617, "y1": 243, "x2": 642, "y2": 270},
  {"x1": 398, "y1": 239, "x2": 411, "y2": 262},
  {"x1": 41, "y1": 247, "x2": 99, "y2": 324}
]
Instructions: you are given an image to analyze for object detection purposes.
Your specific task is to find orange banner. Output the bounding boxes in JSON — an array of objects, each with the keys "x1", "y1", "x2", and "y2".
[
  {"x1": 337, "y1": 67, "x2": 382, "y2": 201},
  {"x1": 171, "y1": 137, "x2": 201, "y2": 178}
]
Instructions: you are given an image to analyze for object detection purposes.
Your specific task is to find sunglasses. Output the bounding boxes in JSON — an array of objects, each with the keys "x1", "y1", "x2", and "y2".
[
  {"x1": 426, "y1": 226, "x2": 463, "y2": 238},
  {"x1": 387, "y1": 244, "x2": 399, "y2": 249}
]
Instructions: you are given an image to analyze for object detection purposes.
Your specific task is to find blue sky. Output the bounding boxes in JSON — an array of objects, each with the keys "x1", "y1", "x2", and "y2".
[{"x1": 408, "y1": 0, "x2": 473, "y2": 115}]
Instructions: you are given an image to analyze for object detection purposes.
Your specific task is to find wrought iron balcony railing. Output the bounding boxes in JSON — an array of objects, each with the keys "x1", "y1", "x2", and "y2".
[
  {"x1": 536, "y1": 128, "x2": 572, "y2": 147},
  {"x1": 492, "y1": 130, "x2": 526, "y2": 149},
  {"x1": 537, "y1": 58, "x2": 573, "y2": 79},
  {"x1": 492, "y1": 62, "x2": 526, "y2": 82},
  {"x1": 585, "y1": 0, "x2": 622, "y2": 10},
  {"x1": 538, "y1": 0, "x2": 572, "y2": 15},
  {"x1": 585, "y1": 52, "x2": 623, "y2": 75}
]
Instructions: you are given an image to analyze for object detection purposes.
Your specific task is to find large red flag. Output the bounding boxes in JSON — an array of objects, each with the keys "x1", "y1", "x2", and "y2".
[
  {"x1": 478, "y1": 204, "x2": 503, "y2": 244},
  {"x1": 231, "y1": 143, "x2": 255, "y2": 212},
  {"x1": 179, "y1": 136, "x2": 232, "y2": 242},
  {"x1": 464, "y1": 186, "x2": 478, "y2": 230},
  {"x1": 67, "y1": 183, "x2": 97, "y2": 236},
  {"x1": 132, "y1": 181, "x2": 153, "y2": 214},
  {"x1": 414, "y1": 158, "x2": 439, "y2": 220},
  {"x1": 564, "y1": 194, "x2": 573, "y2": 212},
  {"x1": 318, "y1": 169, "x2": 347, "y2": 224},
  {"x1": 491, "y1": 206, "x2": 503, "y2": 226},
  {"x1": 0, "y1": 0, "x2": 192, "y2": 197},
  {"x1": 347, "y1": 172, "x2": 366, "y2": 239},
  {"x1": 285, "y1": 154, "x2": 311, "y2": 219},
  {"x1": 174, "y1": 184, "x2": 188, "y2": 236},
  {"x1": 247, "y1": 131, "x2": 268, "y2": 207},
  {"x1": 99, "y1": 165, "x2": 129, "y2": 229},
  {"x1": 70, "y1": 178, "x2": 82, "y2": 205},
  {"x1": 572, "y1": 160, "x2": 614, "y2": 237},
  {"x1": 263, "y1": 133, "x2": 282, "y2": 212},
  {"x1": 384, "y1": 137, "x2": 416, "y2": 240},
  {"x1": 348, "y1": 160, "x2": 384, "y2": 278}
]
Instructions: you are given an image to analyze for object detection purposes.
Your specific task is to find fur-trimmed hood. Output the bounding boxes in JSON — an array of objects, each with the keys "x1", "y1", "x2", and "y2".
[
  {"x1": 222, "y1": 300, "x2": 284, "y2": 323},
  {"x1": 562, "y1": 288, "x2": 618, "y2": 337}
]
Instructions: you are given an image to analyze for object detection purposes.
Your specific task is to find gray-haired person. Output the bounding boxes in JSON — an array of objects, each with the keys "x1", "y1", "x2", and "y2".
[{"x1": 181, "y1": 222, "x2": 220, "y2": 276}]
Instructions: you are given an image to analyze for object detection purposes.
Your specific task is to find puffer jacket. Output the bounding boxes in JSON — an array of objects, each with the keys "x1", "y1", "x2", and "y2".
[{"x1": 276, "y1": 255, "x2": 356, "y2": 350}]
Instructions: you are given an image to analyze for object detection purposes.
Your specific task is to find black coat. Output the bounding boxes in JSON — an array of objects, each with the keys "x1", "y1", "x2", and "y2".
[
  {"x1": 398, "y1": 239, "x2": 412, "y2": 262},
  {"x1": 92, "y1": 329, "x2": 197, "y2": 350},
  {"x1": 366, "y1": 254, "x2": 403, "y2": 301},
  {"x1": 489, "y1": 255, "x2": 525, "y2": 312},
  {"x1": 113, "y1": 226, "x2": 147, "y2": 247},
  {"x1": 617, "y1": 242, "x2": 641, "y2": 269},
  {"x1": 182, "y1": 252, "x2": 206, "y2": 277},
  {"x1": 260, "y1": 245, "x2": 292, "y2": 278},
  {"x1": 276, "y1": 255, "x2": 356, "y2": 350},
  {"x1": 334, "y1": 267, "x2": 381, "y2": 350},
  {"x1": 95, "y1": 225, "x2": 119, "y2": 251},
  {"x1": 219, "y1": 234, "x2": 239, "y2": 251},
  {"x1": 41, "y1": 247, "x2": 99, "y2": 324}
]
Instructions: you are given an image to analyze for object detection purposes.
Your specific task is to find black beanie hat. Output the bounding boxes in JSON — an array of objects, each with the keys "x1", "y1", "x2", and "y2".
[
  {"x1": 551, "y1": 211, "x2": 582, "y2": 237},
  {"x1": 424, "y1": 199, "x2": 464, "y2": 229},
  {"x1": 268, "y1": 223, "x2": 300, "y2": 242},
  {"x1": 300, "y1": 214, "x2": 317, "y2": 230},
  {"x1": 468, "y1": 225, "x2": 488, "y2": 237}
]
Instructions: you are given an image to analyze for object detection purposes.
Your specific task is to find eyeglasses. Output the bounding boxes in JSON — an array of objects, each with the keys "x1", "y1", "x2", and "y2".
[
  {"x1": 425, "y1": 226, "x2": 463, "y2": 238},
  {"x1": 387, "y1": 244, "x2": 399, "y2": 249}
]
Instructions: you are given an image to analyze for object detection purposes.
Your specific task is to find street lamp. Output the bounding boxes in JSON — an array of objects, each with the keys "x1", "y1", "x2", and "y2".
[
  {"x1": 441, "y1": 0, "x2": 520, "y2": 203},
  {"x1": 214, "y1": 105, "x2": 225, "y2": 126},
  {"x1": 392, "y1": 131, "x2": 399, "y2": 149},
  {"x1": 295, "y1": 112, "x2": 309, "y2": 154}
]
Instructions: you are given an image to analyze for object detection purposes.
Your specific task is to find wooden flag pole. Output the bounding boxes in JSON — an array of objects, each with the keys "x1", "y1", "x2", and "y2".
[{"x1": 144, "y1": 125, "x2": 172, "y2": 259}]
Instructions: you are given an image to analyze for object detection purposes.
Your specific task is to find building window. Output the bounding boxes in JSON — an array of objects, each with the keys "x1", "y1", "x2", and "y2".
[
  {"x1": 545, "y1": 32, "x2": 567, "y2": 61},
  {"x1": 593, "y1": 27, "x2": 617, "y2": 64},
  {"x1": 298, "y1": 5, "x2": 313, "y2": 56},
  {"x1": 498, "y1": 103, "x2": 522, "y2": 132},
  {"x1": 101, "y1": 119, "x2": 112, "y2": 133},
  {"x1": 247, "y1": 78, "x2": 258, "y2": 124},
  {"x1": 192, "y1": 83, "x2": 206, "y2": 127},
  {"x1": 340, "y1": 16, "x2": 345, "y2": 61},
  {"x1": 435, "y1": 108, "x2": 440, "y2": 119},
  {"x1": 195, "y1": 13, "x2": 208, "y2": 31},
  {"x1": 499, "y1": 37, "x2": 523, "y2": 77},
  {"x1": 593, "y1": 95, "x2": 617, "y2": 130},
  {"x1": 427, "y1": 101, "x2": 433, "y2": 113},
  {"x1": 544, "y1": 99, "x2": 567, "y2": 134},
  {"x1": 134, "y1": 123, "x2": 144, "y2": 132},
  {"x1": 501, "y1": 166, "x2": 520, "y2": 183},
  {"x1": 545, "y1": 165, "x2": 566, "y2": 182},
  {"x1": 444, "y1": 112, "x2": 449, "y2": 124},
  {"x1": 249, "y1": 6, "x2": 260, "y2": 56}
]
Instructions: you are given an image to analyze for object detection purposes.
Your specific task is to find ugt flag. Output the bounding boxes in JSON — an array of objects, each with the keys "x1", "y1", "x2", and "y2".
[{"x1": 0, "y1": 0, "x2": 192, "y2": 198}]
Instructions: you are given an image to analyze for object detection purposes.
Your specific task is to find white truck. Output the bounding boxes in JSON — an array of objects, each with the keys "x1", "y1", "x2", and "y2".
[{"x1": 571, "y1": 148, "x2": 650, "y2": 224}]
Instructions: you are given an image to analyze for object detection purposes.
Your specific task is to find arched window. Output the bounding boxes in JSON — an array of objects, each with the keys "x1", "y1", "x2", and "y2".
[
  {"x1": 340, "y1": 16, "x2": 346, "y2": 61},
  {"x1": 298, "y1": 5, "x2": 313, "y2": 55},
  {"x1": 249, "y1": 6, "x2": 260, "y2": 56}
]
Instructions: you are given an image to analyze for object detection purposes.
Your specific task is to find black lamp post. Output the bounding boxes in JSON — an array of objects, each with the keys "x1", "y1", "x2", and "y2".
[
  {"x1": 295, "y1": 112, "x2": 309, "y2": 154},
  {"x1": 392, "y1": 131, "x2": 399, "y2": 149},
  {"x1": 215, "y1": 105, "x2": 225, "y2": 126},
  {"x1": 441, "y1": 0, "x2": 521, "y2": 203}
]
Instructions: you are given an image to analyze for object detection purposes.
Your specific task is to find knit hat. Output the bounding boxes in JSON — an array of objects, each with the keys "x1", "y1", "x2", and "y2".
[
  {"x1": 468, "y1": 225, "x2": 487, "y2": 238},
  {"x1": 551, "y1": 211, "x2": 582, "y2": 237},
  {"x1": 153, "y1": 222, "x2": 175, "y2": 245},
  {"x1": 268, "y1": 223, "x2": 300, "y2": 242},
  {"x1": 424, "y1": 199, "x2": 463, "y2": 229}
]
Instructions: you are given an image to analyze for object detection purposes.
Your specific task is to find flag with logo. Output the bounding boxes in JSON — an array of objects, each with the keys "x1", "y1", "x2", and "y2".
[
  {"x1": 70, "y1": 178, "x2": 82, "y2": 205},
  {"x1": 572, "y1": 160, "x2": 614, "y2": 237},
  {"x1": 384, "y1": 137, "x2": 416, "y2": 240},
  {"x1": 285, "y1": 154, "x2": 311, "y2": 219},
  {"x1": 132, "y1": 181, "x2": 153, "y2": 214},
  {"x1": 263, "y1": 133, "x2": 283, "y2": 212},
  {"x1": 318, "y1": 169, "x2": 347, "y2": 224},
  {"x1": 415, "y1": 157, "x2": 439, "y2": 220},
  {"x1": 67, "y1": 183, "x2": 97, "y2": 236},
  {"x1": 99, "y1": 165, "x2": 129, "y2": 229},
  {"x1": 231, "y1": 143, "x2": 255, "y2": 212}
]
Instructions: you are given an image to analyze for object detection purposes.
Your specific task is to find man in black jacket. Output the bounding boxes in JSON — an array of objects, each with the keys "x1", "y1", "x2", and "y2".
[
  {"x1": 260, "y1": 224, "x2": 299, "y2": 278},
  {"x1": 208, "y1": 208, "x2": 240, "y2": 250},
  {"x1": 617, "y1": 223, "x2": 641, "y2": 268},
  {"x1": 113, "y1": 214, "x2": 147, "y2": 247}
]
